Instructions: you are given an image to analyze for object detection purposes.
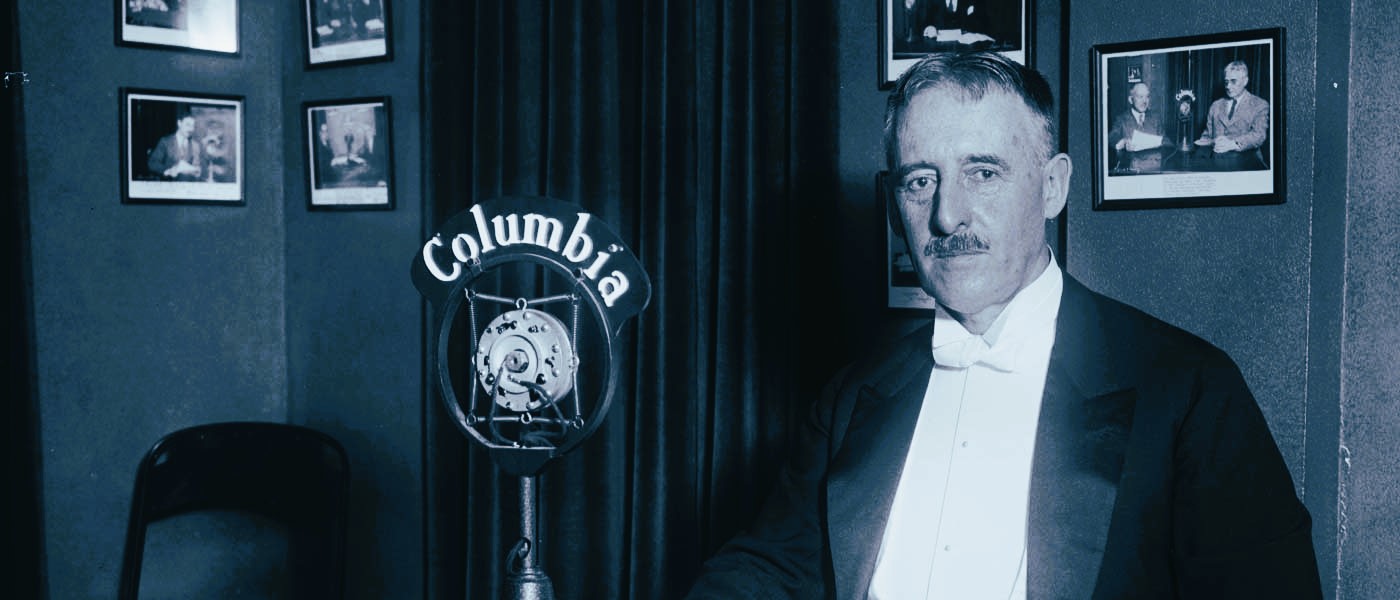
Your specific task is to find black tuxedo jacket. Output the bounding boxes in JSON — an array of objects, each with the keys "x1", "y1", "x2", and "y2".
[{"x1": 688, "y1": 275, "x2": 1320, "y2": 599}]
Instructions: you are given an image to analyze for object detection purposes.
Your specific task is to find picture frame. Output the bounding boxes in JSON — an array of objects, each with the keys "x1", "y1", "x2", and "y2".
[
  {"x1": 303, "y1": 0, "x2": 392, "y2": 67},
  {"x1": 304, "y1": 97, "x2": 394, "y2": 211},
  {"x1": 121, "y1": 88, "x2": 244, "y2": 205},
  {"x1": 1091, "y1": 28, "x2": 1284, "y2": 210},
  {"x1": 879, "y1": 0, "x2": 1031, "y2": 88},
  {"x1": 117, "y1": 0, "x2": 239, "y2": 55},
  {"x1": 880, "y1": 171, "x2": 938, "y2": 310}
]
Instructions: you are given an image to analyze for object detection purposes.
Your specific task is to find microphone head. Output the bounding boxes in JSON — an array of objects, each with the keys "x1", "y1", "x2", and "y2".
[
  {"x1": 475, "y1": 306, "x2": 577, "y2": 413},
  {"x1": 412, "y1": 197, "x2": 652, "y2": 476}
]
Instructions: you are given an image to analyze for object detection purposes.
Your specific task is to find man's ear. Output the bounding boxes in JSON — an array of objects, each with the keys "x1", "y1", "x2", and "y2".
[
  {"x1": 1041, "y1": 153, "x2": 1071, "y2": 219},
  {"x1": 882, "y1": 171, "x2": 906, "y2": 239}
]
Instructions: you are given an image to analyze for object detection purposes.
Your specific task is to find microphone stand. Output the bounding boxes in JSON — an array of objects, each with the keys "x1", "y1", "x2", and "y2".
[
  {"x1": 507, "y1": 474, "x2": 555, "y2": 600},
  {"x1": 413, "y1": 199, "x2": 651, "y2": 600}
]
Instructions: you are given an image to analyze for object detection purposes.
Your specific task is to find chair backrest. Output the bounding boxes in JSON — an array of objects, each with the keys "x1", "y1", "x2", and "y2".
[{"x1": 118, "y1": 422, "x2": 349, "y2": 599}]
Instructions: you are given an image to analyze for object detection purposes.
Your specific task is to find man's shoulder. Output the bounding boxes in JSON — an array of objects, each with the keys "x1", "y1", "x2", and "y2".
[
  {"x1": 827, "y1": 322, "x2": 933, "y2": 399},
  {"x1": 1065, "y1": 277, "x2": 1235, "y2": 374}
]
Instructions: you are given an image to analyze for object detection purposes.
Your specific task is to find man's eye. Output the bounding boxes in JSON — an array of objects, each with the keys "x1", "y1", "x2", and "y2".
[
  {"x1": 902, "y1": 175, "x2": 936, "y2": 192},
  {"x1": 969, "y1": 168, "x2": 998, "y2": 182}
]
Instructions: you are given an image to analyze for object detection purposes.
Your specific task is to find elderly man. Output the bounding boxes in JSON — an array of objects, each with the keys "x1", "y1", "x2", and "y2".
[
  {"x1": 1195, "y1": 60, "x2": 1270, "y2": 157},
  {"x1": 686, "y1": 50, "x2": 1319, "y2": 599},
  {"x1": 1110, "y1": 82, "x2": 1167, "y2": 153},
  {"x1": 1108, "y1": 81, "x2": 1169, "y2": 173}
]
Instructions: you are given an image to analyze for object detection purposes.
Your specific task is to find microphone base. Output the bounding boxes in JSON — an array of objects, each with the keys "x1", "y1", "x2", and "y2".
[{"x1": 507, "y1": 570, "x2": 556, "y2": 600}]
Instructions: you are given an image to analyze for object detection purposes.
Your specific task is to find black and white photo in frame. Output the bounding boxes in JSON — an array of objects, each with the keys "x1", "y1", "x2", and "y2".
[
  {"x1": 122, "y1": 89, "x2": 243, "y2": 205},
  {"x1": 305, "y1": 97, "x2": 394, "y2": 210}
]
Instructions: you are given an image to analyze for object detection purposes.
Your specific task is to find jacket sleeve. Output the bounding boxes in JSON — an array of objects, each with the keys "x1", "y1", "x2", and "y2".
[
  {"x1": 1232, "y1": 98, "x2": 1270, "y2": 151},
  {"x1": 684, "y1": 370, "x2": 848, "y2": 599},
  {"x1": 1108, "y1": 113, "x2": 1129, "y2": 149},
  {"x1": 147, "y1": 138, "x2": 172, "y2": 177},
  {"x1": 1170, "y1": 352, "x2": 1322, "y2": 598}
]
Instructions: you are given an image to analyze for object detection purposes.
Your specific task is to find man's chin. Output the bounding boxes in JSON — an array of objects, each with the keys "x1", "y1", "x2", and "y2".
[
  {"x1": 925, "y1": 281, "x2": 984, "y2": 310},
  {"x1": 928, "y1": 295, "x2": 985, "y2": 318}
]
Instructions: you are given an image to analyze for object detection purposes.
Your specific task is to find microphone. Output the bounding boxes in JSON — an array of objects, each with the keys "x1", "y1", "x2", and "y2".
[{"x1": 411, "y1": 196, "x2": 651, "y2": 600}]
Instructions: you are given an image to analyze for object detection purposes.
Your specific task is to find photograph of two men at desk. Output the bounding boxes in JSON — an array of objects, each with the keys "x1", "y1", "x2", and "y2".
[{"x1": 1104, "y1": 42, "x2": 1272, "y2": 177}]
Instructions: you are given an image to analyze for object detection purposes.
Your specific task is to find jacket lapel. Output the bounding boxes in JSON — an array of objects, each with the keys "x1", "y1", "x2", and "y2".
[
  {"x1": 826, "y1": 332, "x2": 933, "y2": 600},
  {"x1": 822, "y1": 276, "x2": 1136, "y2": 599},
  {"x1": 1028, "y1": 276, "x2": 1136, "y2": 599}
]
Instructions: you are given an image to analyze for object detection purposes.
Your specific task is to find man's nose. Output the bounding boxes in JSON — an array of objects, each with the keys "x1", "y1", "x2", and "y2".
[{"x1": 931, "y1": 185, "x2": 968, "y2": 236}]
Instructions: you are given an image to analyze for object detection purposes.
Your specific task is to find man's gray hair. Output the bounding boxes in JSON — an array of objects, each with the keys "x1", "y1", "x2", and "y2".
[{"x1": 883, "y1": 50, "x2": 1058, "y2": 170}]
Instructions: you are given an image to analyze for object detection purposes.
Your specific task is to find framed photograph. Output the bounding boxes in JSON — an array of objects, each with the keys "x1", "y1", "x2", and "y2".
[
  {"x1": 879, "y1": 0, "x2": 1031, "y2": 88},
  {"x1": 117, "y1": 0, "x2": 239, "y2": 55},
  {"x1": 303, "y1": 0, "x2": 391, "y2": 67},
  {"x1": 1092, "y1": 28, "x2": 1284, "y2": 210},
  {"x1": 304, "y1": 97, "x2": 394, "y2": 210},
  {"x1": 879, "y1": 172, "x2": 938, "y2": 310},
  {"x1": 121, "y1": 89, "x2": 244, "y2": 205}
]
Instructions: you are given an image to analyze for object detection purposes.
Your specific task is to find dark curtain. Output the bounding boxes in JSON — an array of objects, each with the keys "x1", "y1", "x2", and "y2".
[
  {"x1": 421, "y1": 2, "x2": 838, "y2": 599},
  {"x1": 3, "y1": 1, "x2": 43, "y2": 598}
]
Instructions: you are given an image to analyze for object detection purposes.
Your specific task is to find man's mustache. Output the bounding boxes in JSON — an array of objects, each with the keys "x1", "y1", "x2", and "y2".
[{"x1": 924, "y1": 233, "x2": 990, "y2": 257}]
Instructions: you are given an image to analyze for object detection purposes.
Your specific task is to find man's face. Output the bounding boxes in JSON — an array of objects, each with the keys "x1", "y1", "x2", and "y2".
[
  {"x1": 892, "y1": 85, "x2": 1066, "y2": 319},
  {"x1": 1224, "y1": 68, "x2": 1248, "y2": 99},
  {"x1": 176, "y1": 116, "x2": 196, "y2": 136},
  {"x1": 1129, "y1": 84, "x2": 1150, "y2": 112}
]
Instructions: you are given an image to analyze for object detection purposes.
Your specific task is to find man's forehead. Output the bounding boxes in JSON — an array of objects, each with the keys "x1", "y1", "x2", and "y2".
[
  {"x1": 902, "y1": 84, "x2": 1035, "y2": 124},
  {"x1": 896, "y1": 123, "x2": 1034, "y2": 170},
  {"x1": 900, "y1": 86, "x2": 1038, "y2": 139}
]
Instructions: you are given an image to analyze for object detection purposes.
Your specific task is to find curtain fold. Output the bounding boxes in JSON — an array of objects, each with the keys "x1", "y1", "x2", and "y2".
[{"x1": 422, "y1": 1, "x2": 838, "y2": 598}]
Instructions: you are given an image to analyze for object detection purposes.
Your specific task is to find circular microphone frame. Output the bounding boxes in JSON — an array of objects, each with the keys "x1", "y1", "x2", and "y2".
[{"x1": 434, "y1": 248, "x2": 619, "y2": 477}]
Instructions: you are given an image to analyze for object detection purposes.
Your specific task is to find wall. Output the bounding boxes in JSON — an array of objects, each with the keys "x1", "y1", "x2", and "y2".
[
  {"x1": 18, "y1": 1, "x2": 423, "y2": 597},
  {"x1": 1064, "y1": 0, "x2": 1344, "y2": 591},
  {"x1": 282, "y1": 1, "x2": 425, "y2": 596},
  {"x1": 1338, "y1": 0, "x2": 1400, "y2": 595},
  {"x1": 2, "y1": 0, "x2": 43, "y2": 596}
]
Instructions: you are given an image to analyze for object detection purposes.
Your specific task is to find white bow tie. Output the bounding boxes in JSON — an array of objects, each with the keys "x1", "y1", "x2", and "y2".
[{"x1": 932, "y1": 335, "x2": 1019, "y2": 372}]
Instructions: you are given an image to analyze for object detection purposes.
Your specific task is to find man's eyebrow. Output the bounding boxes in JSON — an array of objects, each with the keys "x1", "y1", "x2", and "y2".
[
  {"x1": 895, "y1": 162, "x2": 939, "y2": 177},
  {"x1": 963, "y1": 154, "x2": 1011, "y2": 169}
]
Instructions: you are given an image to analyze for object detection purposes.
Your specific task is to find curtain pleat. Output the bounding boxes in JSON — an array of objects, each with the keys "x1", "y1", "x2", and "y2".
[{"x1": 422, "y1": 2, "x2": 839, "y2": 598}]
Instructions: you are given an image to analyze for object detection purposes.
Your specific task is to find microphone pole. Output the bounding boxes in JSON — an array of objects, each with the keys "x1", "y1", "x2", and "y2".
[{"x1": 508, "y1": 474, "x2": 554, "y2": 600}]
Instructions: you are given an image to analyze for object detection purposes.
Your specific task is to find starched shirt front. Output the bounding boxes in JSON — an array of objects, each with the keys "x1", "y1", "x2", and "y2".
[{"x1": 868, "y1": 258, "x2": 1063, "y2": 600}]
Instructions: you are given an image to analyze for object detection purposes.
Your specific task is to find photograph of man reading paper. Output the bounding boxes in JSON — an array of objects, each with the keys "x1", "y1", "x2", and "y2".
[{"x1": 1106, "y1": 44, "x2": 1271, "y2": 177}]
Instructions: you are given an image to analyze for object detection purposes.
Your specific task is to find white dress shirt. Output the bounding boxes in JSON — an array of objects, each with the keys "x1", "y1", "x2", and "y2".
[{"x1": 868, "y1": 259, "x2": 1063, "y2": 600}]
